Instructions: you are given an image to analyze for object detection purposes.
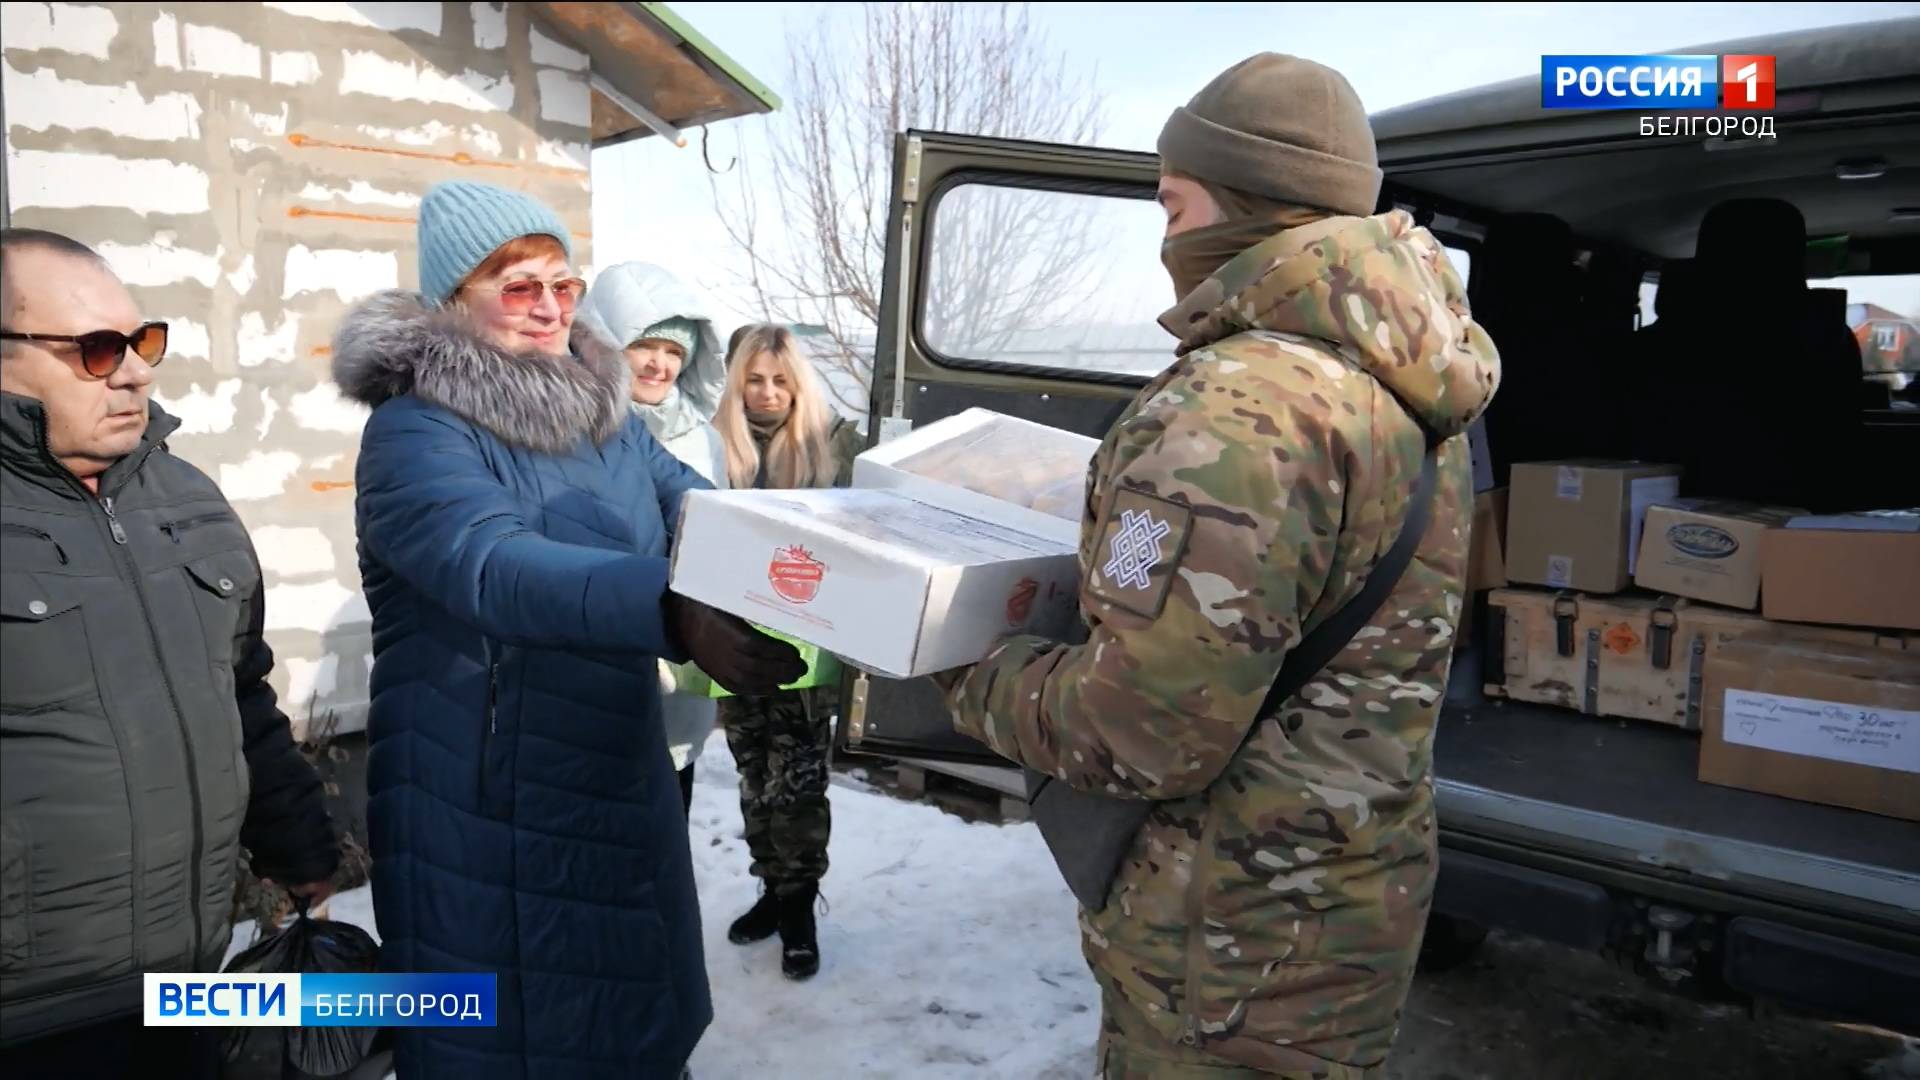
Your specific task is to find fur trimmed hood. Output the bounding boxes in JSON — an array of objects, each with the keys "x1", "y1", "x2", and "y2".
[{"x1": 331, "y1": 290, "x2": 628, "y2": 454}]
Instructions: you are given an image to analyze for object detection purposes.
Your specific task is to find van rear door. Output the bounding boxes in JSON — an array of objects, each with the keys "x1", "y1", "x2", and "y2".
[{"x1": 837, "y1": 130, "x2": 1167, "y2": 767}]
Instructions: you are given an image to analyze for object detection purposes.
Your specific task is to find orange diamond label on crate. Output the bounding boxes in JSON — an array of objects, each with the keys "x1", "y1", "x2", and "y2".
[
  {"x1": 1604, "y1": 622, "x2": 1641, "y2": 656},
  {"x1": 769, "y1": 545, "x2": 826, "y2": 604}
]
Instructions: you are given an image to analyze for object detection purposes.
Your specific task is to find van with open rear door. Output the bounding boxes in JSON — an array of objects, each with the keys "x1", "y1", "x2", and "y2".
[{"x1": 836, "y1": 18, "x2": 1920, "y2": 1034}]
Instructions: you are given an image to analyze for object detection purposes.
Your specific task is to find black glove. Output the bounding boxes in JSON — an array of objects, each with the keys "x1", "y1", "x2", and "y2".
[{"x1": 665, "y1": 592, "x2": 808, "y2": 695}]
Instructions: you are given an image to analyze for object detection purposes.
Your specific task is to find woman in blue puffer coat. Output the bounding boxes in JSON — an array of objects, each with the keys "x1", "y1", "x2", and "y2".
[{"x1": 331, "y1": 181, "x2": 802, "y2": 1080}]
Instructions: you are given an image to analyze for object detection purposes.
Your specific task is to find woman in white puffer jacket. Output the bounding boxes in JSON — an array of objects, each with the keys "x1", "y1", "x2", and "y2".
[{"x1": 579, "y1": 261, "x2": 729, "y2": 815}]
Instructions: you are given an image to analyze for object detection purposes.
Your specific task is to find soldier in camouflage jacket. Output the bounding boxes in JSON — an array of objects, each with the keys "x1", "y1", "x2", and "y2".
[{"x1": 942, "y1": 54, "x2": 1501, "y2": 1078}]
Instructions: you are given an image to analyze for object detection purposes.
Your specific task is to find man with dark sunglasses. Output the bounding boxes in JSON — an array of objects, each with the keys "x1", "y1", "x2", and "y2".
[{"x1": 1, "y1": 228, "x2": 341, "y2": 1078}]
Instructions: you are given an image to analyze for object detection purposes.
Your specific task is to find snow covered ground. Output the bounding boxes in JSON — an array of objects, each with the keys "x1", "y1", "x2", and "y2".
[
  {"x1": 227, "y1": 732, "x2": 1920, "y2": 1079},
  {"x1": 685, "y1": 738, "x2": 1098, "y2": 1078},
  {"x1": 226, "y1": 732, "x2": 1101, "y2": 1077}
]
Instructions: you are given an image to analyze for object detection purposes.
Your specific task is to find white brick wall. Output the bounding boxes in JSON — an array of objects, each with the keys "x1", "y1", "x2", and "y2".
[
  {"x1": 94, "y1": 239, "x2": 222, "y2": 287},
  {"x1": 183, "y1": 23, "x2": 262, "y2": 78},
  {"x1": 339, "y1": 51, "x2": 513, "y2": 111},
  {"x1": 0, "y1": 3, "x2": 120, "y2": 61},
  {"x1": 269, "y1": 50, "x2": 321, "y2": 85},
  {"x1": 4, "y1": 1, "x2": 598, "y2": 733},
  {"x1": 2, "y1": 61, "x2": 205, "y2": 139},
  {"x1": 10, "y1": 150, "x2": 212, "y2": 214},
  {"x1": 165, "y1": 379, "x2": 245, "y2": 436},
  {"x1": 263, "y1": 1, "x2": 443, "y2": 36},
  {"x1": 281, "y1": 246, "x2": 400, "y2": 302},
  {"x1": 237, "y1": 311, "x2": 302, "y2": 368}
]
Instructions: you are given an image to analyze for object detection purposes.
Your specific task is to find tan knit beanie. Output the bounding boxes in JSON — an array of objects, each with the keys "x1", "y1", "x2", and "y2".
[{"x1": 1157, "y1": 53, "x2": 1382, "y2": 218}]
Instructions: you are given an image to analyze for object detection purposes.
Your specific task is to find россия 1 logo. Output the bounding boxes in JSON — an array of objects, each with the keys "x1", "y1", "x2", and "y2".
[
  {"x1": 1541, "y1": 54, "x2": 1775, "y2": 110},
  {"x1": 1720, "y1": 54, "x2": 1776, "y2": 110}
]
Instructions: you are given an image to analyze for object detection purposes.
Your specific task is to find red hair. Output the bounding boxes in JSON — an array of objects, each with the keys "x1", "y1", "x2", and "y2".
[{"x1": 457, "y1": 233, "x2": 569, "y2": 292}]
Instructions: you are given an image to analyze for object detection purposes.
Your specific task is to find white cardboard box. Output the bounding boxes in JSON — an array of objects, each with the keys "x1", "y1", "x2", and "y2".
[
  {"x1": 852, "y1": 408, "x2": 1096, "y2": 548},
  {"x1": 669, "y1": 488, "x2": 1081, "y2": 678}
]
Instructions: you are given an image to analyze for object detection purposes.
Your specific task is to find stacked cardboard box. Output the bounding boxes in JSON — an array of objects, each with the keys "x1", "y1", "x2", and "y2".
[
  {"x1": 855, "y1": 409, "x2": 1091, "y2": 537},
  {"x1": 1761, "y1": 511, "x2": 1920, "y2": 632},
  {"x1": 1682, "y1": 510, "x2": 1920, "y2": 818},
  {"x1": 1492, "y1": 453, "x2": 1919, "y2": 819},
  {"x1": 1633, "y1": 500, "x2": 1803, "y2": 610},
  {"x1": 1699, "y1": 634, "x2": 1919, "y2": 821},
  {"x1": 1505, "y1": 461, "x2": 1682, "y2": 593}
]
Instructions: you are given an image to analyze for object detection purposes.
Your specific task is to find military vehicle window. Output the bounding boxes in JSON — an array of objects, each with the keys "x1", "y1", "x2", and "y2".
[
  {"x1": 1815, "y1": 275, "x2": 1919, "y2": 408},
  {"x1": 921, "y1": 182, "x2": 1171, "y2": 378},
  {"x1": 1445, "y1": 246, "x2": 1472, "y2": 288}
]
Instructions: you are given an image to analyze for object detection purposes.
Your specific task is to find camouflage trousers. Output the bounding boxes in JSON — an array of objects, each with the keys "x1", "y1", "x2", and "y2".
[
  {"x1": 1099, "y1": 989, "x2": 1321, "y2": 1080},
  {"x1": 719, "y1": 688, "x2": 831, "y2": 895}
]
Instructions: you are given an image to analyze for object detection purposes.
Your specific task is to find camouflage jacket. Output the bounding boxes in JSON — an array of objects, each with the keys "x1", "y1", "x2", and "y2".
[{"x1": 947, "y1": 210, "x2": 1500, "y2": 1075}]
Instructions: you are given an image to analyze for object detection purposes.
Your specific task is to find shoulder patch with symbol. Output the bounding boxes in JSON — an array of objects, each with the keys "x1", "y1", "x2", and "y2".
[{"x1": 1087, "y1": 487, "x2": 1193, "y2": 619}]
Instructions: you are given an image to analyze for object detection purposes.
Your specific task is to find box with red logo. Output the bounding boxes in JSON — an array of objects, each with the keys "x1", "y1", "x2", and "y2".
[{"x1": 668, "y1": 487, "x2": 1082, "y2": 679}]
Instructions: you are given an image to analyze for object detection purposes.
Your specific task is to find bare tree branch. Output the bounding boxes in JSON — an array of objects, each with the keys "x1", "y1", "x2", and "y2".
[{"x1": 710, "y1": 2, "x2": 1108, "y2": 415}]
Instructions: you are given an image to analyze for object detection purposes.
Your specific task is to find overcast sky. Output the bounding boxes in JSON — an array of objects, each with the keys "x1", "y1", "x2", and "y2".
[{"x1": 590, "y1": 2, "x2": 1920, "y2": 328}]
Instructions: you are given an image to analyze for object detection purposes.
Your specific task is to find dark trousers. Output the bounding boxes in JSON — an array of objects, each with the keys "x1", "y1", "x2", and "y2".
[
  {"x1": 679, "y1": 762, "x2": 695, "y2": 816},
  {"x1": 719, "y1": 689, "x2": 832, "y2": 894},
  {"x1": 2, "y1": 1014, "x2": 219, "y2": 1080}
]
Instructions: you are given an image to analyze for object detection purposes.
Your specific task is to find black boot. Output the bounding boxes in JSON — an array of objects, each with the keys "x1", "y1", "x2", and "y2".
[
  {"x1": 779, "y1": 884, "x2": 821, "y2": 981},
  {"x1": 728, "y1": 886, "x2": 781, "y2": 945}
]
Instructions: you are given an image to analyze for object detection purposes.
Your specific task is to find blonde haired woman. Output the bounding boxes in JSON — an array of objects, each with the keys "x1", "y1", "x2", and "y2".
[
  {"x1": 716, "y1": 323, "x2": 856, "y2": 490},
  {"x1": 713, "y1": 324, "x2": 859, "y2": 980}
]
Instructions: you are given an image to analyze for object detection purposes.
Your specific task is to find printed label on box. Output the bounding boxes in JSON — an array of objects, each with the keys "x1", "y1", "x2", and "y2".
[
  {"x1": 1627, "y1": 476, "x2": 1681, "y2": 574},
  {"x1": 1667, "y1": 522, "x2": 1740, "y2": 561},
  {"x1": 1556, "y1": 467, "x2": 1583, "y2": 501},
  {"x1": 1722, "y1": 689, "x2": 1920, "y2": 773},
  {"x1": 1547, "y1": 555, "x2": 1574, "y2": 589}
]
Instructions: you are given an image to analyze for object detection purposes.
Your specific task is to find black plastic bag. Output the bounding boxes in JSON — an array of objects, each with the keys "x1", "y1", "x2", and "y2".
[{"x1": 221, "y1": 895, "x2": 381, "y2": 1080}]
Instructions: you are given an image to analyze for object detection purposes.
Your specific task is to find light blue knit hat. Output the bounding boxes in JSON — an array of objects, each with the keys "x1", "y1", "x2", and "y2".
[
  {"x1": 636, "y1": 316, "x2": 699, "y2": 357},
  {"x1": 416, "y1": 180, "x2": 573, "y2": 303}
]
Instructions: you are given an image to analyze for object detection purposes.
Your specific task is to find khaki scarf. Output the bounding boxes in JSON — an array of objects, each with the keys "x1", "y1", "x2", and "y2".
[
  {"x1": 1160, "y1": 177, "x2": 1336, "y2": 301},
  {"x1": 746, "y1": 409, "x2": 788, "y2": 442}
]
